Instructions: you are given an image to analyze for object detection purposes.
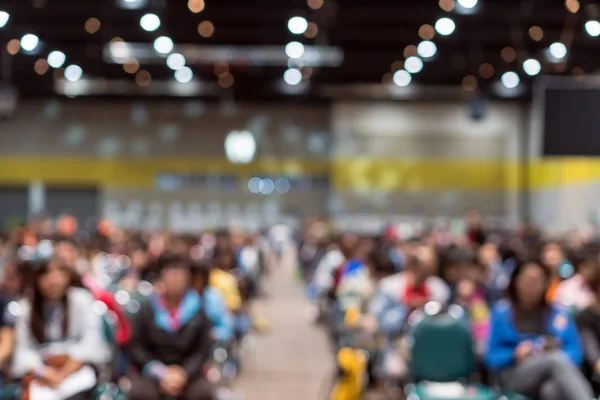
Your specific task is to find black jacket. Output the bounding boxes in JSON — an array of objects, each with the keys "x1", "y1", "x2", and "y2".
[{"x1": 126, "y1": 292, "x2": 211, "y2": 380}]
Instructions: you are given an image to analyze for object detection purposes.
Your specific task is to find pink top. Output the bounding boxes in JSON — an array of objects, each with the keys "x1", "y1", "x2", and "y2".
[{"x1": 555, "y1": 274, "x2": 595, "y2": 310}]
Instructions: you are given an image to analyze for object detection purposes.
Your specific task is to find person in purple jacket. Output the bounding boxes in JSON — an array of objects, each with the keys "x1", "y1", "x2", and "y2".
[{"x1": 485, "y1": 260, "x2": 593, "y2": 400}]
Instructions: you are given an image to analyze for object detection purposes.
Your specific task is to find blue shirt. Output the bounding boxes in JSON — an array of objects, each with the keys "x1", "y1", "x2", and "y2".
[
  {"x1": 485, "y1": 300, "x2": 582, "y2": 371},
  {"x1": 203, "y1": 287, "x2": 234, "y2": 342}
]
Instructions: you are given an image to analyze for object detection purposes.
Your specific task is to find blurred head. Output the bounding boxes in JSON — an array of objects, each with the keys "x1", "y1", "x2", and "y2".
[
  {"x1": 215, "y1": 230, "x2": 232, "y2": 252},
  {"x1": 353, "y1": 237, "x2": 374, "y2": 261},
  {"x1": 171, "y1": 236, "x2": 192, "y2": 256},
  {"x1": 508, "y1": 261, "x2": 550, "y2": 309},
  {"x1": 191, "y1": 261, "x2": 211, "y2": 293},
  {"x1": 442, "y1": 248, "x2": 475, "y2": 284},
  {"x1": 214, "y1": 248, "x2": 237, "y2": 271},
  {"x1": 541, "y1": 242, "x2": 564, "y2": 271},
  {"x1": 366, "y1": 249, "x2": 396, "y2": 280},
  {"x1": 408, "y1": 243, "x2": 439, "y2": 283},
  {"x1": 54, "y1": 237, "x2": 79, "y2": 268},
  {"x1": 578, "y1": 256, "x2": 599, "y2": 285},
  {"x1": 478, "y1": 243, "x2": 499, "y2": 267},
  {"x1": 157, "y1": 252, "x2": 192, "y2": 298},
  {"x1": 34, "y1": 260, "x2": 72, "y2": 302},
  {"x1": 339, "y1": 233, "x2": 358, "y2": 259},
  {"x1": 1, "y1": 260, "x2": 25, "y2": 297}
]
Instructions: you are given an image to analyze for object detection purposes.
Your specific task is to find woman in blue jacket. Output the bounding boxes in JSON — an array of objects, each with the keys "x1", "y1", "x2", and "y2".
[{"x1": 485, "y1": 260, "x2": 593, "y2": 400}]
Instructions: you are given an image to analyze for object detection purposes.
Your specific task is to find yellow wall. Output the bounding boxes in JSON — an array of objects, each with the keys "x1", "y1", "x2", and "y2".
[{"x1": 0, "y1": 156, "x2": 599, "y2": 191}]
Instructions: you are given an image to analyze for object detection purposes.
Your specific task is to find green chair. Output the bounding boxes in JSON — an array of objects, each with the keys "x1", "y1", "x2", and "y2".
[
  {"x1": 405, "y1": 313, "x2": 495, "y2": 400},
  {"x1": 0, "y1": 384, "x2": 21, "y2": 400}
]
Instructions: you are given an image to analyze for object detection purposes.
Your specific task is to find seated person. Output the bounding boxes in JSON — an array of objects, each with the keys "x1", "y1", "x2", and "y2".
[
  {"x1": 0, "y1": 296, "x2": 16, "y2": 386},
  {"x1": 486, "y1": 260, "x2": 593, "y2": 400},
  {"x1": 377, "y1": 243, "x2": 450, "y2": 313},
  {"x1": 0, "y1": 259, "x2": 25, "y2": 300},
  {"x1": 12, "y1": 260, "x2": 111, "y2": 400},
  {"x1": 209, "y1": 250, "x2": 243, "y2": 313},
  {"x1": 127, "y1": 253, "x2": 214, "y2": 400},
  {"x1": 361, "y1": 249, "x2": 404, "y2": 337},
  {"x1": 555, "y1": 255, "x2": 597, "y2": 311},
  {"x1": 454, "y1": 261, "x2": 491, "y2": 356},
  {"x1": 191, "y1": 261, "x2": 234, "y2": 342},
  {"x1": 574, "y1": 262, "x2": 600, "y2": 389},
  {"x1": 477, "y1": 242, "x2": 514, "y2": 304},
  {"x1": 540, "y1": 241, "x2": 570, "y2": 303}
]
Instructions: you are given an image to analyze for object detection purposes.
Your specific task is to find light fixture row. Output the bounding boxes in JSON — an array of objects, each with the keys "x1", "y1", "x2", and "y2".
[{"x1": 1, "y1": 11, "x2": 84, "y2": 83}]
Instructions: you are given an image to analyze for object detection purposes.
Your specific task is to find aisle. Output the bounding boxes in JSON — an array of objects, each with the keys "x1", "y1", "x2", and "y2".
[{"x1": 235, "y1": 257, "x2": 334, "y2": 400}]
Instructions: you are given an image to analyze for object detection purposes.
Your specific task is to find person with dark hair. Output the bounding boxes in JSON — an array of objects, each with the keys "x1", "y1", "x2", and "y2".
[
  {"x1": 0, "y1": 259, "x2": 26, "y2": 300},
  {"x1": 574, "y1": 261, "x2": 600, "y2": 390},
  {"x1": 11, "y1": 260, "x2": 110, "y2": 400},
  {"x1": 540, "y1": 241, "x2": 570, "y2": 303},
  {"x1": 126, "y1": 253, "x2": 215, "y2": 400},
  {"x1": 486, "y1": 260, "x2": 593, "y2": 400}
]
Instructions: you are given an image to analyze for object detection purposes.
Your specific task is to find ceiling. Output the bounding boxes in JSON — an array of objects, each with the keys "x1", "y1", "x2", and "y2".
[{"x1": 1, "y1": 0, "x2": 599, "y2": 100}]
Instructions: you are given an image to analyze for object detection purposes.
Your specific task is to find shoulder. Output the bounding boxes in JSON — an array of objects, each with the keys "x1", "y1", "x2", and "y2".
[
  {"x1": 426, "y1": 276, "x2": 449, "y2": 290},
  {"x1": 204, "y1": 287, "x2": 224, "y2": 302},
  {"x1": 491, "y1": 299, "x2": 512, "y2": 316},
  {"x1": 378, "y1": 273, "x2": 405, "y2": 297},
  {"x1": 14, "y1": 297, "x2": 31, "y2": 317},
  {"x1": 68, "y1": 287, "x2": 95, "y2": 304}
]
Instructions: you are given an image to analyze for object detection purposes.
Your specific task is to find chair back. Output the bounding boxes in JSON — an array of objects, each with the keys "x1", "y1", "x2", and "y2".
[{"x1": 410, "y1": 313, "x2": 475, "y2": 382}]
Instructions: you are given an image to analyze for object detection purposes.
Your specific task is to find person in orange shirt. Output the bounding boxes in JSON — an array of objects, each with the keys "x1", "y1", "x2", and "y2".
[{"x1": 541, "y1": 242, "x2": 571, "y2": 302}]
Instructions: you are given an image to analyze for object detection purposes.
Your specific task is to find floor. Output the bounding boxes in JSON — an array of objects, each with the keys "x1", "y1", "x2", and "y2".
[{"x1": 235, "y1": 253, "x2": 334, "y2": 400}]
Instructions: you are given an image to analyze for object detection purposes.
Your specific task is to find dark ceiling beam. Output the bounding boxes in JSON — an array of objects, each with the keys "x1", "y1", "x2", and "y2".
[{"x1": 5, "y1": 3, "x2": 575, "y2": 24}]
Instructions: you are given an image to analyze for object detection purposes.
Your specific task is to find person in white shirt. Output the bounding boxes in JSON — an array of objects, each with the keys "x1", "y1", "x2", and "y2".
[{"x1": 12, "y1": 260, "x2": 110, "y2": 400}]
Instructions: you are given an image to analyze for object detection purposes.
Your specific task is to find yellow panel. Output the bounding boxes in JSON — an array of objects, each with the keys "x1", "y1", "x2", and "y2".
[
  {"x1": 0, "y1": 157, "x2": 329, "y2": 187},
  {"x1": 331, "y1": 159, "x2": 507, "y2": 191},
  {"x1": 3, "y1": 156, "x2": 600, "y2": 192}
]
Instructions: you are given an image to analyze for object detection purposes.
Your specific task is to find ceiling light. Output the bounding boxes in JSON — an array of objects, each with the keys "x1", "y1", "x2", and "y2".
[
  {"x1": 284, "y1": 68, "x2": 302, "y2": 85},
  {"x1": 174, "y1": 66, "x2": 193, "y2": 83},
  {"x1": 405, "y1": 56, "x2": 423, "y2": 74},
  {"x1": 435, "y1": 18, "x2": 455, "y2": 36},
  {"x1": 285, "y1": 41, "x2": 305, "y2": 59},
  {"x1": 457, "y1": 0, "x2": 477, "y2": 8},
  {"x1": 166, "y1": 53, "x2": 186, "y2": 70},
  {"x1": 198, "y1": 21, "x2": 215, "y2": 37},
  {"x1": 549, "y1": 42, "x2": 567, "y2": 59},
  {"x1": 585, "y1": 20, "x2": 600, "y2": 37},
  {"x1": 393, "y1": 69, "x2": 412, "y2": 87},
  {"x1": 119, "y1": 0, "x2": 146, "y2": 9},
  {"x1": 85, "y1": 18, "x2": 101, "y2": 34},
  {"x1": 417, "y1": 41, "x2": 437, "y2": 58},
  {"x1": 20, "y1": 34, "x2": 39, "y2": 51},
  {"x1": 529, "y1": 26, "x2": 544, "y2": 41},
  {"x1": 47, "y1": 51, "x2": 66, "y2": 68},
  {"x1": 140, "y1": 13, "x2": 161, "y2": 32},
  {"x1": 64, "y1": 65, "x2": 83, "y2": 82},
  {"x1": 501, "y1": 71, "x2": 520, "y2": 89},
  {"x1": 0, "y1": 11, "x2": 9, "y2": 28},
  {"x1": 154, "y1": 36, "x2": 173, "y2": 54},
  {"x1": 523, "y1": 59, "x2": 541, "y2": 76},
  {"x1": 188, "y1": 0, "x2": 205, "y2": 13},
  {"x1": 288, "y1": 17, "x2": 308, "y2": 35}
]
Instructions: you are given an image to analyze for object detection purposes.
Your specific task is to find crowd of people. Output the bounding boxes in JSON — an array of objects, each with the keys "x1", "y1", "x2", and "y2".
[
  {"x1": 0, "y1": 215, "x2": 274, "y2": 400},
  {"x1": 299, "y1": 214, "x2": 600, "y2": 400},
  {"x1": 3, "y1": 210, "x2": 600, "y2": 400}
]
